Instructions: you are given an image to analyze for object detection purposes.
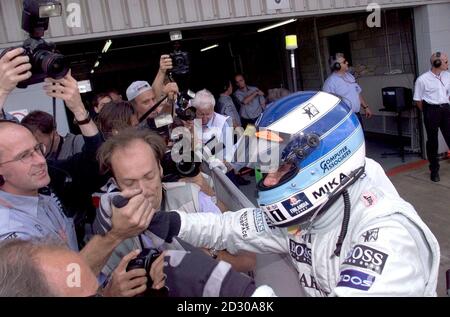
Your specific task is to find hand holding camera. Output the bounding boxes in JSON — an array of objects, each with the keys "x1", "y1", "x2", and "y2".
[
  {"x1": 158, "y1": 54, "x2": 173, "y2": 75},
  {"x1": 0, "y1": 48, "x2": 32, "y2": 96},
  {"x1": 0, "y1": 1, "x2": 68, "y2": 90},
  {"x1": 126, "y1": 248, "x2": 168, "y2": 297},
  {"x1": 43, "y1": 70, "x2": 85, "y2": 116},
  {"x1": 102, "y1": 249, "x2": 148, "y2": 297}
]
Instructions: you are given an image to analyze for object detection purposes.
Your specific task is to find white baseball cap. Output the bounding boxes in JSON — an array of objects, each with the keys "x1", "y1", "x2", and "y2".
[{"x1": 126, "y1": 81, "x2": 152, "y2": 101}]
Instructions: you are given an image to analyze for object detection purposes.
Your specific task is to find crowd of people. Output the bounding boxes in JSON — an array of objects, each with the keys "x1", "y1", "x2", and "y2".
[{"x1": 0, "y1": 45, "x2": 445, "y2": 297}]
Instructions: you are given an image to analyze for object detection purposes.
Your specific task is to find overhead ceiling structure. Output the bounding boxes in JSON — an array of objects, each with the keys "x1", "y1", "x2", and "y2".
[{"x1": 1, "y1": 0, "x2": 447, "y2": 48}]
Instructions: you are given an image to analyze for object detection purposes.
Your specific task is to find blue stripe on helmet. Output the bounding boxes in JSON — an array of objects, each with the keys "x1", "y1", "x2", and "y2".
[{"x1": 258, "y1": 121, "x2": 364, "y2": 206}]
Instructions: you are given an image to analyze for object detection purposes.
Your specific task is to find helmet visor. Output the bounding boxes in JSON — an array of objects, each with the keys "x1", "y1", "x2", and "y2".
[{"x1": 249, "y1": 128, "x2": 321, "y2": 174}]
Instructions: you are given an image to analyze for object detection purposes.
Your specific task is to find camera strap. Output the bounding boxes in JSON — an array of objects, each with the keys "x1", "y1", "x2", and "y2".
[{"x1": 138, "y1": 95, "x2": 169, "y2": 123}]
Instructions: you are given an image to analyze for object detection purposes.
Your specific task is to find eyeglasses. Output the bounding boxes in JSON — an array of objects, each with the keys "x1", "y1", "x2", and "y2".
[{"x1": 0, "y1": 143, "x2": 46, "y2": 166}]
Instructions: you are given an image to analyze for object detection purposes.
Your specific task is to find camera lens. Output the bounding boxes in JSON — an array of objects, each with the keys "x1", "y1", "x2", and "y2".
[{"x1": 34, "y1": 50, "x2": 69, "y2": 79}]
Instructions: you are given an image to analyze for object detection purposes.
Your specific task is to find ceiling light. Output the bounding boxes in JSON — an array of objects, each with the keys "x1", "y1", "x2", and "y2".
[
  {"x1": 90, "y1": 69, "x2": 94, "y2": 74},
  {"x1": 94, "y1": 61, "x2": 100, "y2": 68},
  {"x1": 102, "y1": 40, "x2": 112, "y2": 53},
  {"x1": 257, "y1": 19, "x2": 297, "y2": 33},
  {"x1": 201, "y1": 44, "x2": 219, "y2": 52}
]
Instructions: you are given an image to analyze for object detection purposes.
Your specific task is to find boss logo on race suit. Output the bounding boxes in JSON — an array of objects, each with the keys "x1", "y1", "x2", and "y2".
[
  {"x1": 320, "y1": 146, "x2": 352, "y2": 173},
  {"x1": 337, "y1": 269, "x2": 375, "y2": 291},
  {"x1": 289, "y1": 240, "x2": 312, "y2": 265},
  {"x1": 281, "y1": 193, "x2": 313, "y2": 217},
  {"x1": 312, "y1": 173, "x2": 348, "y2": 200},
  {"x1": 343, "y1": 244, "x2": 388, "y2": 274},
  {"x1": 239, "y1": 212, "x2": 250, "y2": 239},
  {"x1": 299, "y1": 273, "x2": 329, "y2": 296},
  {"x1": 362, "y1": 228, "x2": 379, "y2": 242},
  {"x1": 302, "y1": 104, "x2": 320, "y2": 120},
  {"x1": 252, "y1": 209, "x2": 267, "y2": 233}
]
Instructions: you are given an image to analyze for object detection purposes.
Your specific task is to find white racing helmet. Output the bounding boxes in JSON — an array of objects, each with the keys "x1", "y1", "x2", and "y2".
[{"x1": 254, "y1": 91, "x2": 366, "y2": 227}]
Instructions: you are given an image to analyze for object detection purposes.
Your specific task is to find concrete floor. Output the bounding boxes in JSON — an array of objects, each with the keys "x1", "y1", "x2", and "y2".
[{"x1": 388, "y1": 159, "x2": 450, "y2": 297}]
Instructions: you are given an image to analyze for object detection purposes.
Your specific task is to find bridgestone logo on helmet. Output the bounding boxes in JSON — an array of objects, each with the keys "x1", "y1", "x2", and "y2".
[{"x1": 320, "y1": 146, "x2": 352, "y2": 173}]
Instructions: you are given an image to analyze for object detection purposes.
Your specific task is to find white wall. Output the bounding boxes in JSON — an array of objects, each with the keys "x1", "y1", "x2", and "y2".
[
  {"x1": 3, "y1": 83, "x2": 70, "y2": 136},
  {"x1": 414, "y1": 3, "x2": 450, "y2": 154}
]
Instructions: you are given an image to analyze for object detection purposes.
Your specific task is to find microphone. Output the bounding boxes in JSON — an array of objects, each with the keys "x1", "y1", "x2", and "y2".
[{"x1": 112, "y1": 195, "x2": 129, "y2": 208}]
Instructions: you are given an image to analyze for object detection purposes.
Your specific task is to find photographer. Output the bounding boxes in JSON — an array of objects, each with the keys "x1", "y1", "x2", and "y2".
[
  {"x1": 21, "y1": 110, "x2": 85, "y2": 160},
  {"x1": 92, "y1": 128, "x2": 256, "y2": 296}
]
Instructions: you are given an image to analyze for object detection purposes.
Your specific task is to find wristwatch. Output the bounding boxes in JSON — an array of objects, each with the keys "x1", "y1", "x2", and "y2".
[
  {"x1": 209, "y1": 248, "x2": 219, "y2": 259},
  {"x1": 73, "y1": 110, "x2": 91, "y2": 125}
]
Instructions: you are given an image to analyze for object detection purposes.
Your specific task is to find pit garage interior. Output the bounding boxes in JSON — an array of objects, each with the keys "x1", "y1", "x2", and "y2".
[{"x1": 55, "y1": 7, "x2": 426, "y2": 169}]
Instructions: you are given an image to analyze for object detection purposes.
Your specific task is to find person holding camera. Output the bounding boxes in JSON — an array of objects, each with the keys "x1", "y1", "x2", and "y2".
[
  {"x1": 322, "y1": 53, "x2": 372, "y2": 127},
  {"x1": 92, "y1": 128, "x2": 256, "y2": 296},
  {"x1": 0, "y1": 51, "x2": 157, "y2": 281},
  {"x1": 413, "y1": 52, "x2": 450, "y2": 183}
]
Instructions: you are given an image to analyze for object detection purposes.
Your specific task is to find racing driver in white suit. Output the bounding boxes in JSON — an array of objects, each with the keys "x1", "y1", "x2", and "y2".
[{"x1": 150, "y1": 91, "x2": 440, "y2": 297}]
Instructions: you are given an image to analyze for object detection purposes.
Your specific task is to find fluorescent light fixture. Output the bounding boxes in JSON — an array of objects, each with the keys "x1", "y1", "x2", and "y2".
[
  {"x1": 102, "y1": 40, "x2": 112, "y2": 53},
  {"x1": 257, "y1": 19, "x2": 297, "y2": 33},
  {"x1": 201, "y1": 44, "x2": 219, "y2": 52}
]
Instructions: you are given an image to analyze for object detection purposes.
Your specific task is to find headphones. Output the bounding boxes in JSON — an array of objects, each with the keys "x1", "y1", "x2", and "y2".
[
  {"x1": 330, "y1": 54, "x2": 342, "y2": 71},
  {"x1": 432, "y1": 52, "x2": 442, "y2": 68}
]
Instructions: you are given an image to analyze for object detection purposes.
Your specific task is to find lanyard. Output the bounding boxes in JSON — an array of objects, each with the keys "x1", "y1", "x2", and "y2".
[{"x1": 434, "y1": 74, "x2": 447, "y2": 88}]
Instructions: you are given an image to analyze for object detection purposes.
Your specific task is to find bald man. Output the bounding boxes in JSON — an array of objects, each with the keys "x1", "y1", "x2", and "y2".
[
  {"x1": 0, "y1": 239, "x2": 99, "y2": 297},
  {"x1": 414, "y1": 52, "x2": 450, "y2": 182}
]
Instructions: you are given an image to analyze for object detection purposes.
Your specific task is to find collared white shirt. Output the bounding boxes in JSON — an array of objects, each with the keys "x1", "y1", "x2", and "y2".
[
  {"x1": 413, "y1": 70, "x2": 450, "y2": 104},
  {"x1": 0, "y1": 190, "x2": 79, "y2": 251}
]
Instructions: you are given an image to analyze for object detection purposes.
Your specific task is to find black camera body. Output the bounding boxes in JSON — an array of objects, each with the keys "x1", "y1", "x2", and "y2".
[
  {"x1": 175, "y1": 90, "x2": 196, "y2": 121},
  {"x1": 126, "y1": 248, "x2": 167, "y2": 297},
  {"x1": 170, "y1": 50, "x2": 190, "y2": 76},
  {"x1": 0, "y1": 0, "x2": 68, "y2": 88},
  {"x1": 162, "y1": 150, "x2": 201, "y2": 182},
  {"x1": 126, "y1": 248, "x2": 161, "y2": 273}
]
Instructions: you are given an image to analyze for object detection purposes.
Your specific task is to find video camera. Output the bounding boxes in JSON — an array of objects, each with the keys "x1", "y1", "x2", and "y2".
[
  {"x1": 0, "y1": 0, "x2": 69, "y2": 88},
  {"x1": 175, "y1": 89, "x2": 196, "y2": 121}
]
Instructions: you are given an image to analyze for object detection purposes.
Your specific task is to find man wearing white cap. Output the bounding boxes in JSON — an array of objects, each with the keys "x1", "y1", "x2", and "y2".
[{"x1": 126, "y1": 81, "x2": 158, "y2": 120}]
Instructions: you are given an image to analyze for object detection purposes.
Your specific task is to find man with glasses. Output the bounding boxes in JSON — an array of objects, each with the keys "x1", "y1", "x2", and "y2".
[
  {"x1": 0, "y1": 48, "x2": 155, "y2": 281},
  {"x1": 413, "y1": 52, "x2": 450, "y2": 182},
  {"x1": 323, "y1": 53, "x2": 373, "y2": 127}
]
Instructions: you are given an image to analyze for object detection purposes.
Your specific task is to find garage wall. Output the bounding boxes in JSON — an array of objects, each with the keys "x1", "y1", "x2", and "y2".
[{"x1": 1, "y1": 0, "x2": 448, "y2": 48}]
